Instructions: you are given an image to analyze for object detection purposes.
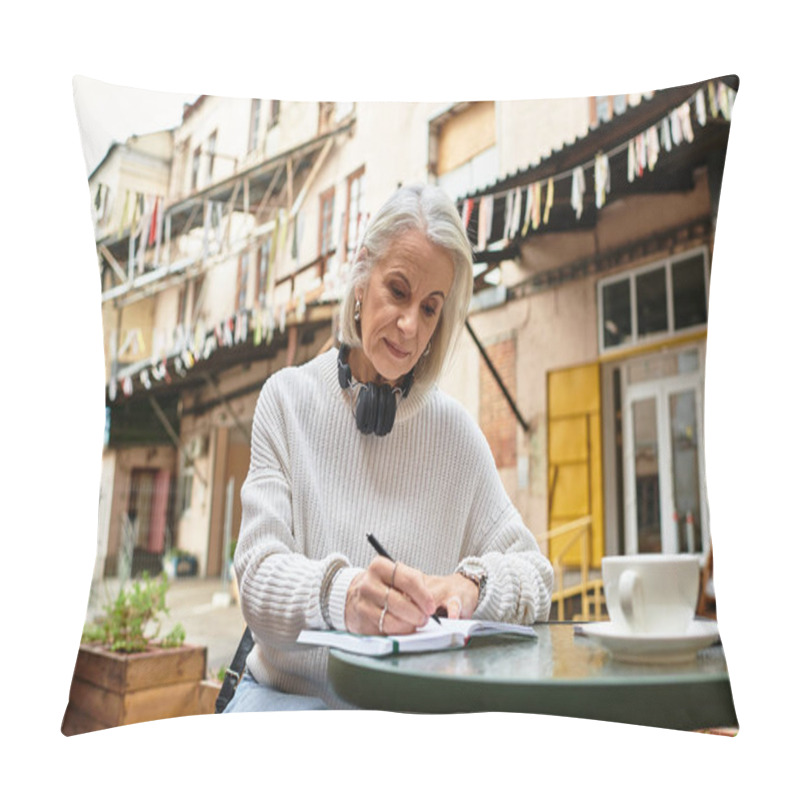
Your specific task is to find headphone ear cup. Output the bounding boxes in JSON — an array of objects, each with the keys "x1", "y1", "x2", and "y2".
[
  {"x1": 355, "y1": 383, "x2": 377, "y2": 435},
  {"x1": 337, "y1": 344, "x2": 352, "y2": 389},
  {"x1": 374, "y1": 384, "x2": 396, "y2": 437}
]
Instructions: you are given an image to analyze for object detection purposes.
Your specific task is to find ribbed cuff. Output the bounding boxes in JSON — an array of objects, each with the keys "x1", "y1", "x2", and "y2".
[{"x1": 328, "y1": 567, "x2": 363, "y2": 631}]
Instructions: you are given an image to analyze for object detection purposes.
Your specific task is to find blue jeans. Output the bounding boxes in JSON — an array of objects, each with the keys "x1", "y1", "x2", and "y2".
[{"x1": 222, "y1": 670, "x2": 330, "y2": 713}]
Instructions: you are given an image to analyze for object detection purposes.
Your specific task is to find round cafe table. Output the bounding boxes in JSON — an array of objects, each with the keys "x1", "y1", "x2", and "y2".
[{"x1": 327, "y1": 622, "x2": 737, "y2": 731}]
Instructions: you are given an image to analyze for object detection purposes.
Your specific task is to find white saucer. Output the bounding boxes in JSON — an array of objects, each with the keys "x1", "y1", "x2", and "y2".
[{"x1": 578, "y1": 620, "x2": 720, "y2": 664}]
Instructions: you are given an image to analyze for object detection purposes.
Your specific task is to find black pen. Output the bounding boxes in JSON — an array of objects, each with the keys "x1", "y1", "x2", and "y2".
[{"x1": 366, "y1": 533, "x2": 441, "y2": 625}]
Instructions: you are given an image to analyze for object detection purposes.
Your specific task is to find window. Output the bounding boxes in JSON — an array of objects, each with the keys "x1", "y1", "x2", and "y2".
[
  {"x1": 207, "y1": 130, "x2": 217, "y2": 182},
  {"x1": 596, "y1": 96, "x2": 612, "y2": 124},
  {"x1": 344, "y1": 167, "x2": 365, "y2": 262},
  {"x1": 248, "y1": 99, "x2": 261, "y2": 153},
  {"x1": 429, "y1": 102, "x2": 498, "y2": 200},
  {"x1": 318, "y1": 188, "x2": 335, "y2": 273},
  {"x1": 672, "y1": 253, "x2": 708, "y2": 329},
  {"x1": 179, "y1": 455, "x2": 194, "y2": 516},
  {"x1": 601, "y1": 280, "x2": 633, "y2": 348},
  {"x1": 598, "y1": 248, "x2": 709, "y2": 353},
  {"x1": 636, "y1": 267, "x2": 668, "y2": 337},
  {"x1": 318, "y1": 102, "x2": 336, "y2": 134},
  {"x1": 236, "y1": 251, "x2": 249, "y2": 311},
  {"x1": 268, "y1": 100, "x2": 280, "y2": 129},
  {"x1": 191, "y1": 145, "x2": 201, "y2": 190}
]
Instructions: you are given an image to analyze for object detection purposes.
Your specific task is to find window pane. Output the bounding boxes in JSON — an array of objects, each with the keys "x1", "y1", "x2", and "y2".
[
  {"x1": 636, "y1": 267, "x2": 667, "y2": 336},
  {"x1": 627, "y1": 348, "x2": 700, "y2": 385},
  {"x1": 672, "y1": 253, "x2": 707, "y2": 329},
  {"x1": 602, "y1": 279, "x2": 632, "y2": 348},
  {"x1": 249, "y1": 99, "x2": 261, "y2": 152},
  {"x1": 669, "y1": 389, "x2": 702, "y2": 554},
  {"x1": 633, "y1": 397, "x2": 661, "y2": 553}
]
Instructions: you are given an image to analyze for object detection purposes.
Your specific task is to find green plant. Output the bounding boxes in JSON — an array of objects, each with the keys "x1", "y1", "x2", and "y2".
[
  {"x1": 161, "y1": 622, "x2": 186, "y2": 649},
  {"x1": 81, "y1": 572, "x2": 186, "y2": 653}
]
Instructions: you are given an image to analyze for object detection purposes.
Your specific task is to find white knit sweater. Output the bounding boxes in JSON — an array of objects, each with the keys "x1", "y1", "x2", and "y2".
[{"x1": 235, "y1": 347, "x2": 553, "y2": 708}]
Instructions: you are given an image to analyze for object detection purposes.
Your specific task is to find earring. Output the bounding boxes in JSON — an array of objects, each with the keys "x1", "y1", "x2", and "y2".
[
  {"x1": 422, "y1": 340, "x2": 432, "y2": 358},
  {"x1": 354, "y1": 298, "x2": 361, "y2": 323}
]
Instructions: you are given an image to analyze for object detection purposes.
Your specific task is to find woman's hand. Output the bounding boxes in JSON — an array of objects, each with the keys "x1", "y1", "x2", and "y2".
[
  {"x1": 345, "y1": 557, "x2": 437, "y2": 635},
  {"x1": 425, "y1": 573, "x2": 480, "y2": 620}
]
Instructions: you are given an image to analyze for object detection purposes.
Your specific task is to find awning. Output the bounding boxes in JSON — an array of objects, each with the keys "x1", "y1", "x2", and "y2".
[{"x1": 459, "y1": 75, "x2": 738, "y2": 268}]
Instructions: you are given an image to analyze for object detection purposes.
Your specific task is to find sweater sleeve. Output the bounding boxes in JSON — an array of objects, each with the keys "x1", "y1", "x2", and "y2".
[
  {"x1": 454, "y1": 413, "x2": 554, "y2": 625},
  {"x1": 459, "y1": 502, "x2": 554, "y2": 624},
  {"x1": 234, "y1": 379, "x2": 352, "y2": 647}
]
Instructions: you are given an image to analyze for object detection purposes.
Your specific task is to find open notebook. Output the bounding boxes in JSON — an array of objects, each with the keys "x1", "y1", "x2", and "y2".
[{"x1": 297, "y1": 618, "x2": 536, "y2": 656}]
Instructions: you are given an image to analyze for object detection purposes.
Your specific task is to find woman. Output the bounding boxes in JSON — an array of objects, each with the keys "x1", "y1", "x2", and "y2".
[{"x1": 226, "y1": 184, "x2": 553, "y2": 712}]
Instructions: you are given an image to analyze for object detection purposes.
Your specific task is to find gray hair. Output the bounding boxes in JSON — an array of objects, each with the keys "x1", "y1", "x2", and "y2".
[{"x1": 338, "y1": 183, "x2": 473, "y2": 392}]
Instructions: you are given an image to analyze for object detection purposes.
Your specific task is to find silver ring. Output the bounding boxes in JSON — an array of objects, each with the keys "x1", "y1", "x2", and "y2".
[
  {"x1": 390, "y1": 562, "x2": 399, "y2": 589},
  {"x1": 379, "y1": 606, "x2": 387, "y2": 634}
]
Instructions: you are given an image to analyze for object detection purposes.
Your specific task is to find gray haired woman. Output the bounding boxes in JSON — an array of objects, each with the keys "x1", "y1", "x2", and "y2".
[{"x1": 227, "y1": 183, "x2": 553, "y2": 712}]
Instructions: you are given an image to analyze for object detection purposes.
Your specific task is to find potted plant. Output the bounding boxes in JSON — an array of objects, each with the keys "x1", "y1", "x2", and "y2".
[{"x1": 62, "y1": 572, "x2": 209, "y2": 735}]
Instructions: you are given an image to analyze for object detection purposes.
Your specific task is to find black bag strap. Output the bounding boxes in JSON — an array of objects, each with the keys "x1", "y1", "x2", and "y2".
[{"x1": 215, "y1": 626, "x2": 254, "y2": 714}]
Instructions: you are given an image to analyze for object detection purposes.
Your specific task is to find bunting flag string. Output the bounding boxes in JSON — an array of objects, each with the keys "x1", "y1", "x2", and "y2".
[
  {"x1": 595, "y1": 153, "x2": 610, "y2": 209},
  {"x1": 532, "y1": 181, "x2": 542, "y2": 231},
  {"x1": 521, "y1": 185, "x2": 532, "y2": 237},
  {"x1": 459, "y1": 78, "x2": 736, "y2": 251},
  {"x1": 462, "y1": 198, "x2": 474, "y2": 229},
  {"x1": 543, "y1": 178, "x2": 554, "y2": 225},
  {"x1": 571, "y1": 168, "x2": 586, "y2": 220},
  {"x1": 107, "y1": 81, "x2": 736, "y2": 402}
]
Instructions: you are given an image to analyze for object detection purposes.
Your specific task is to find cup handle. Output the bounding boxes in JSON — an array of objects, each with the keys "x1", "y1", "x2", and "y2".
[{"x1": 619, "y1": 569, "x2": 643, "y2": 631}]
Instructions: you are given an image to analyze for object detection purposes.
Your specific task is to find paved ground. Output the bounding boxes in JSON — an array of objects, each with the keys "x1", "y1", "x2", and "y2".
[{"x1": 84, "y1": 575, "x2": 247, "y2": 680}]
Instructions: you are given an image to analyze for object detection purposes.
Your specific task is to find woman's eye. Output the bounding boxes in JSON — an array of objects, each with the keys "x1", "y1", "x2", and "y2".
[
  {"x1": 390, "y1": 285, "x2": 405, "y2": 299},
  {"x1": 423, "y1": 304, "x2": 437, "y2": 318}
]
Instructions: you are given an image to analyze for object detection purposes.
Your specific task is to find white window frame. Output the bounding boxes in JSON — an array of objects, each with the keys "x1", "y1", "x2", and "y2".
[{"x1": 597, "y1": 245, "x2": 709, "y2": 355}]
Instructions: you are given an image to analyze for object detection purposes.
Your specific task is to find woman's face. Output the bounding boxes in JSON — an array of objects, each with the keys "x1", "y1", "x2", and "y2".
[{"x1": 352, "y1": 229, "x2": 454, "y2": 385}]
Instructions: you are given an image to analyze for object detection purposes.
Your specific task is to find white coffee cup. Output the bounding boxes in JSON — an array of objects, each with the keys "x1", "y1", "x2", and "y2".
[{"x1": 602, "y1": 554, "x2": 700, "y2": 635}]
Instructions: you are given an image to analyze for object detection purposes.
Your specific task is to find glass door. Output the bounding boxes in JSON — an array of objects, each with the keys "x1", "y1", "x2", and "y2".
[{"x1": 622, "y1": 349, "x2": 707, "y2": 555}]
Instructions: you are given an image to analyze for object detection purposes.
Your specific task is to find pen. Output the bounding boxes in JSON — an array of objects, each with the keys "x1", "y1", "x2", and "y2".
[{"x1": 366, "y1": 533, "x2": 441, "y2": 625}]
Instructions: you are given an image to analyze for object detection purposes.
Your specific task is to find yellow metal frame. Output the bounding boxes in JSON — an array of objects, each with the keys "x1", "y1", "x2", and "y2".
[{"x1": 537, "y1": 516, "x2": 607, "y2": 622}]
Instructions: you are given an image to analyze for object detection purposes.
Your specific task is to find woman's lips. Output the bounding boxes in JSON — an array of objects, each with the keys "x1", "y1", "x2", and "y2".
[{"x1": 384, "y1": 339, "x2": 411, "y2": 359}]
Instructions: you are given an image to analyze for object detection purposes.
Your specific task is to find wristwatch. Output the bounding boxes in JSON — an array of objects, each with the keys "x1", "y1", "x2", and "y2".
[{"x1": 457, "y1": 564, "x2": 487, "y2": 605}]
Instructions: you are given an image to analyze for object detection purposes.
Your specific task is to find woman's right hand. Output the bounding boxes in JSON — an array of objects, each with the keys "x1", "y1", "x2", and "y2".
[{"x1": 344, "y1": 557, "x2": 437, "y2": 635}]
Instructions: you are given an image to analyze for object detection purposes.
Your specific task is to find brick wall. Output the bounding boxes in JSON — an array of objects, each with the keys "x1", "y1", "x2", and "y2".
[{"x1": 479, "y1": 336, "x2": 517, "y2": 469}]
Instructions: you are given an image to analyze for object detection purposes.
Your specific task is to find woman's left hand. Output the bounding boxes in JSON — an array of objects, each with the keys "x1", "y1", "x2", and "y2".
[{"x1": 425, "y1": 573, "x2": 480, "y2": 620}]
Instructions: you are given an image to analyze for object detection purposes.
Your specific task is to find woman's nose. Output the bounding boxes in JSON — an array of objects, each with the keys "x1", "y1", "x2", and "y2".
[{"x1": 397, "y1": 308, "x2": 419, "y2": 337}]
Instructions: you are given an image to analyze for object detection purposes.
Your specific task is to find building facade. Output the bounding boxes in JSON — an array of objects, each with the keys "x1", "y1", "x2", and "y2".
[{"x1": 90, "y1": 78, "x2": 735, "y2": 592}]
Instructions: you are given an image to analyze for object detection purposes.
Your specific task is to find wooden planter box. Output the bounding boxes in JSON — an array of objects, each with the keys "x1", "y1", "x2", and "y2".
[{"x1": 62, "y1": 643, "x2": 208, "y2": 736}]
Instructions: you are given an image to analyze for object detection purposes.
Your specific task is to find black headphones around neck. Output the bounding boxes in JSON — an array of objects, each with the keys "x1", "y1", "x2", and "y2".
[{"x1": 337, "y1": 344, "x2": 414, "y2": 436}]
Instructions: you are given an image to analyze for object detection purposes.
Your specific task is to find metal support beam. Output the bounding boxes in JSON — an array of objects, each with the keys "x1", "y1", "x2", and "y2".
[
  {"x1": 202, "y1": 373, "x2": 251, "y2": 441},
  {"x1": 147, "y1": 395, "x2": 208, "y2": 486},
  {"x1": 464, "y1": 319, "x2": 529, "y2": 433}
]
